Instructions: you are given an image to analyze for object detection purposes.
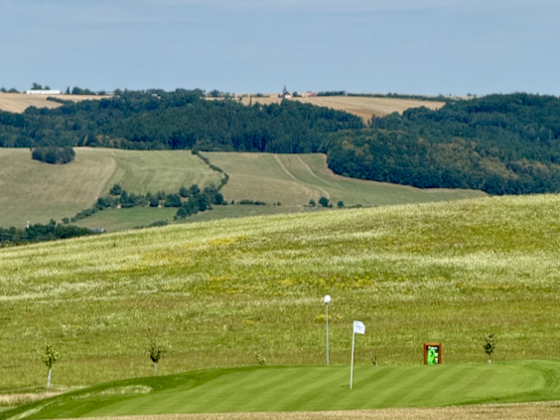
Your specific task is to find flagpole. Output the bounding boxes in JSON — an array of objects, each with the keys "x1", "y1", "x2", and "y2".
[
  {"x1": 326, "y1": 301, "x2": 329, "y2": 366},
  {"x1": 350, "y1": 329, "x2": 355, "y2": 389},
  {"x1": 324, "y1": 295, "x2": 331, "y2": 366}
]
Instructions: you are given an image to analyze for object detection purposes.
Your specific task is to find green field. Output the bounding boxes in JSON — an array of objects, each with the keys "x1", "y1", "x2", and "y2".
[
  {"x1": 2, "y1": 194, "x2": 560, "y2": 393},
  {"x1": 207, "y1": 152, "x2": 485, "y2": 206},
  {"x1": 3, "y1": 361, "x2": 559, "y2": 419},
  {"x1": 72, "y1": 205, "x2": 309, "y2": 232},
  {"x1": 0, "y1": 147, "x2": 484, "y2": 230},
  {"x1": 0, "y1": 148, "x2": 115, "y2": 227},
  {"x1": 0, "y1": 148, "x2": 221, "y2": 228}
]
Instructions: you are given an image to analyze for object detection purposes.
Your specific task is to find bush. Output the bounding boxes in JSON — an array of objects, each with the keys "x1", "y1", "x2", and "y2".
[
  {"x1": 179, "y1": 186, "x2": 190, "y2": 198},
  {"x1": 319, "y1": 197, "x2": 330, "y2": 207},
  {"x1": 164, "y1": 194, "x2": 182, "y2": 208},
  {"x1": 31, "y1": 146, "x2": 75, "y2": 164},
  {"x1": 110, "y1": 184, "x2": 122, "y2": 196}
]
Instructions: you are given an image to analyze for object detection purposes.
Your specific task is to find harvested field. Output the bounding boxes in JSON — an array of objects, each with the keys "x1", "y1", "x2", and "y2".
[
  {"x1": 0, "y1": 148, "x2": 220, "y2": 227},
  {"x1": 0, "y1": 93, "x2": 109, "y2": 113},
  {"x1": 236, "y1": 96, "x2": 445, "y2": 122}
]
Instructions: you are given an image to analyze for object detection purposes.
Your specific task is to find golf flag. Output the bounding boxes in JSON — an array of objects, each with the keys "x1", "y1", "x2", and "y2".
[
  {"x1": 350, "y1": 320, "x2": 365, "y2": 390},
  {"x1": 353, "y1": 320, "x2": 365, "y2": 335}
]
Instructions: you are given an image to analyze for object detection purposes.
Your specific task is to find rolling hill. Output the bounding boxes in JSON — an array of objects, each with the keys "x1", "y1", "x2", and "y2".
[
  {"x1": 0, "y1": 148, "x2": 484, "y2": 230},
  {"x1": 1, "y1": 194, "x2": 560, "y2": 391},
  {"x1": 0, "y1": 148, "x2": 221, "y2": 227}
]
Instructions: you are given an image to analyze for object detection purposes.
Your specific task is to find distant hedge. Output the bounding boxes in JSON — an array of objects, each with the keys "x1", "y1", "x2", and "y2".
[{"x1": 32, "y1": 146, "x2": 75, "y2": 164}]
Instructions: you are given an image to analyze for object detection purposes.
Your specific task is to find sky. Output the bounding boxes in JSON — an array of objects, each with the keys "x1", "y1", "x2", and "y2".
[{"x1": 0, "y1": 0, "x2": 559, "y2": 96}]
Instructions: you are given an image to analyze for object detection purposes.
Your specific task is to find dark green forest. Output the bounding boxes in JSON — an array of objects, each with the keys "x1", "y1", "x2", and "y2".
[
  {"x1": 323, "y1": 94, "x2": 560, "y2": 195},
  {"x1": 0, "y1": 89, "x2": 363, "y2": 153},
  {"x1": 1, "y1": 90, "x2": 560, "y2": 195}
]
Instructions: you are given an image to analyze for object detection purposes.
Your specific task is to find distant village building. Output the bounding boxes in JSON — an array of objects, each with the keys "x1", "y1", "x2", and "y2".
[
  {"x1": 282, "y1": 86, "x2": 292, "y2": 99},
  {"x1": 25, "y1": 90, "x2": 62, "y2": 95}
]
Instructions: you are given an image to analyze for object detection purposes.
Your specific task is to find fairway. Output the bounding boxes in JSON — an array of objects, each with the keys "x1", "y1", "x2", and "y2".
[
  {"x1": 0, "y1": 148, "x2": 221, "y2": 227},
  {"x1": 3, "y1": 361, "x2": 558, "y2": 419},
  {"x1": 207, "y1": 152, "x2": 484, "y2": 206}
]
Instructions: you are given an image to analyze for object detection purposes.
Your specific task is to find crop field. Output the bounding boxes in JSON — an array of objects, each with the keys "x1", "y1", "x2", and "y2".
[
  {"x1": 0, "y1": 148, "x2": 483, "y2": 230},
  {"x1": 0, "y1": 93, "x2": 108, "y2": 113},
  {"x1": 0, "y1": 148, "x2": 221, "y2": 227},
  {"x1": 236, "y1": 96, "x2": 446, "y2": 122},
  {"x1": 3, "y1": 361, "x2": 560, "y2": 419},
  {"x1": 207, "y1": 152, "x2": 484, "y2": 207},
  {"x1": 0, "y1": 148, "x2": 116, "y2": 227},
  {"x1": 2, "y1": 194, "x2": 560, "y2": 396},
  {"x1": 98, "y1": 149, "x2": 222, "y2": 196}
]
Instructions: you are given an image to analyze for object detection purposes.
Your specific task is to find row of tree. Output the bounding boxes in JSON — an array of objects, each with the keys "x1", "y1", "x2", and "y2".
[
  {"x1": 69, "y1": 183, "x2": 225, "y2": 224},
  {"x1": 0, "y1": 220, "x2": 94, "y2": 246}
]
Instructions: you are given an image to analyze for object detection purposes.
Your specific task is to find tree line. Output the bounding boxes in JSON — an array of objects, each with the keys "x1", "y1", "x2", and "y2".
[
  {"x1": 0, "y1": 89, "x2": 363, "y2": 154},
  {"x1": 0, "y1": 220, "x2": 94, "y2": 246},
  {"x1": 322, "y1": 93, "x2": 560, "y2": 195}
]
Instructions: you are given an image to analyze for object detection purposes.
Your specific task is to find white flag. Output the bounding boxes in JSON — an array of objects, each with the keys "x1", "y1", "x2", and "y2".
[{"x1": 353, "y1": 320, "x2": 365, "y2": 335}]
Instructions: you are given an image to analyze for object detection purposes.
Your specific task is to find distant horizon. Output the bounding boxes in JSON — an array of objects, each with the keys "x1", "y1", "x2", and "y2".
[
  {"x1": 1, "y1": 1, "x2": 559, "y2": 97},
  {"x1": 1, "y1": 87, "x2": 557, "y2": 99}
]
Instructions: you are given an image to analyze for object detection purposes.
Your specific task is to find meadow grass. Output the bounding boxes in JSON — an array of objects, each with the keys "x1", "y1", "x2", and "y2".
[
  {"x1": 72, "y1": 206, "x2": 305, "y2": 232},
  {"x1": 207, "y1": 152, "x2": 484, "y2": 207},
  {"x1": 1, "y1": 194, "x2": 560, "y2": 392},
  {"x1": 99, "y1": 150, "x2": 222, "y2": 196},
  {"x1": 2, "y1": 361, "x2": 560, "y2": 419}
]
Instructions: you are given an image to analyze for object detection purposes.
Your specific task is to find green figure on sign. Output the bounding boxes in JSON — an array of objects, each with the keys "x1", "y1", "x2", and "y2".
[{"x1": 427, "y1": 346, "x2": 439, "y2": 364}]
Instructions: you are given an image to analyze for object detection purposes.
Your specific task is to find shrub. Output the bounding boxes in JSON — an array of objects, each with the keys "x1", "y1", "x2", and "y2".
[
  {"x1": 32, "y1": 146, "x2": 75, "y2": 164},
  {"x1": 110, "y1": 184, "x2": 122, "y2": 196}
]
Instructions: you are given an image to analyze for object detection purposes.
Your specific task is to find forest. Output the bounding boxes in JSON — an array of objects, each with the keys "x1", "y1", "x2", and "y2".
[
  {"x1": 323, "y1": 94, "x2": 560, "y2": 194},
  {"x1": 1, "y1": 90, "x2": 560, "y2": 194},
  {"x1": 0, "y1": 89, "x2": 363, "y2": 153}
]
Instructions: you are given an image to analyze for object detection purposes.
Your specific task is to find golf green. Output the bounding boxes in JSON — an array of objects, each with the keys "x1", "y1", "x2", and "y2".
[{"x1": 6, "y1": 361, "x2": 560, "y2": 419}]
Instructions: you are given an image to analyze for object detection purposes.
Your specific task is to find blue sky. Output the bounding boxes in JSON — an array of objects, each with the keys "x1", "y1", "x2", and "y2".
[{"x1": 0, "y1": 0, "x2": 558, "y2": 95}]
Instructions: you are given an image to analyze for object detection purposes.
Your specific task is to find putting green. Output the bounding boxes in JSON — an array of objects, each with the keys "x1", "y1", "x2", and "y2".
[{"x1": 5, "y1": 361, "x2": 560, "y2": 419}]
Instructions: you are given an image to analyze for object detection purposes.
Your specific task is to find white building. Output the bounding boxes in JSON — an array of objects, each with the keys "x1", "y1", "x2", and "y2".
[{"x1": 25, "y1": 90, "x2": 62, "y2": 95}]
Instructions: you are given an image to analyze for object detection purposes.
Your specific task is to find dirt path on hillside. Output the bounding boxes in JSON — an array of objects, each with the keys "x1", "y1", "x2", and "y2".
[
  {"x1": 62, "y1": 401, "x2": 560, "y2": 420},
  {"x1": 273, "y1": 155, "x2": 330, "y2": 199}
]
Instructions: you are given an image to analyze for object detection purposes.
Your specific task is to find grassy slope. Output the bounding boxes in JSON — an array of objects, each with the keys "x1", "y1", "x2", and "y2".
[
  {"x1": 2, "y1": 195, "x2": 560, "y2": 391},
  {"x1": 0, "y1": 148, "x2": 116, "y2": 227},
  {"x1": 0, "y1": 147, "x2": 483, "y2": 230},
  {"x1": 0, "y1": 148, "x2": 221, "y2": 227},
  {"x1": 208, "y1": 152, "x2": 484, "y2": 206},
  {"x1": 99, "y1": 150, "x2": 222, "y2": 196},
  {"x1": 3, "y1": 361, "x2": 559, "y2": 419}
]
